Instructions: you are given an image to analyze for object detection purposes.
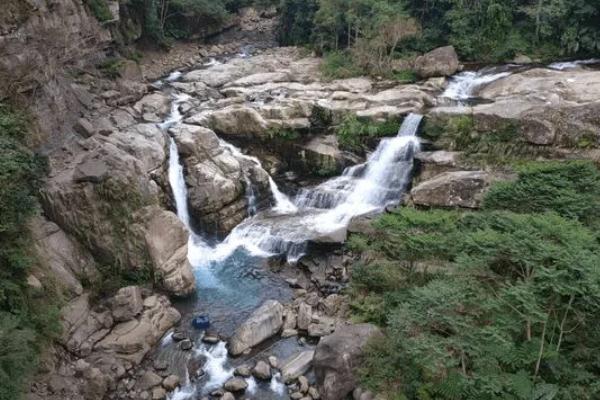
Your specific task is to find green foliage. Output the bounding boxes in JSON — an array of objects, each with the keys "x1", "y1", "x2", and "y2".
[
  {"x1": 0, "y1": 104, "x2": 59, "y2": 399},
  {"x1": 97, "y1": 57, "x2": 123, "y2": 79},
  {"x1": 484, "y1": 161, "x2": 600, "y2": 227},
  {"x1": 352, "y1": 207, "x2": 600, "y2": 399},
  {"x1": 335, "y1": 114, "x2": 400, "y2": 151},
  {"x1": 392, "y1": 69, "x2": 418, "y2": 83},
  {"x1": 320, "y1": 51, "x2": 364, "y2": 80},
  {"x1": 280, "y1": 0, "x2": 600, "y2": 63},
  {"x1": 351, "y1": 162, "x2": 600, "y2": 398},
  {"x1": 267, "y1": 128, "x2": 301, "y2": 141},
  {"x1": 84, "y1": 0, "x2": 113, "y2": 22}
]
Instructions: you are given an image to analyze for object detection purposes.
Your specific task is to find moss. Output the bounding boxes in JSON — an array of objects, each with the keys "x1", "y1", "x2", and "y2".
[
  {"x1": 391, "y1": 69, "x2": 418, "y2": 83},
  {"x1": 267, "y1": 128, "x2": 301, "y2": 141},
  {"x1": 97, "y1": 57, "x2": 123, "y2": 79},
  {"x1": 336, "y1": 114, "x2": 401, "y2": 151},
  {"x1": 84, "y1": 0, "x2": 113, "y2": 22}
]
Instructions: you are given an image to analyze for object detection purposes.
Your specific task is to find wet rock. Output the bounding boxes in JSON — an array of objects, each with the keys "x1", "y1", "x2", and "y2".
[
  {"x1": 179, "y1": 339, "x2": 193, "y2": 351},
  {"x1": 410, "y1": 171, "x2": 505, "y2": 209},
  {"x1": 252, "y1": 360, "x2": 272, "y2": 380},
  {"x1": 282, "y1": 329, "x2": 299, "y2": 338},
  {"x1": 172, "y1": 331, "x2": 187, "y2": 342},
  {"x1": 162, "y1": 375, "x2": 180, "y2": 391},
  {"x1": 223, "y1": 377, "x2": 248, "y2": 392},
  {"x1": 268, "y1": 356, "x2": 278, "y2": 369},
  {"x1": 202, "y1": 331, "x2": 220, "y2": 344},
  {"x1": 222, "y1": 393, "x2": 235, "y2": 400},
  {"x1": 414, "y1": 46, "x2": 460, "y2": 78},
  {"x1": 234, "y1": 365, "x2": 252, "y2": 377},
  {"x1": 313, "y1": 324, "x2": 383, "y2": 400},
  {"x1": 291, "y1": 392, "x2": 304, "y2": 400},
  {"x1": 153, "y1": 360, "x2": 168, "y2": 371},
  {"x1": 281, "y1": 350, "x2": 314, "y2": 383},
  {"x1": 228, "y1": 300, "x2": 284, "y2": 356}
]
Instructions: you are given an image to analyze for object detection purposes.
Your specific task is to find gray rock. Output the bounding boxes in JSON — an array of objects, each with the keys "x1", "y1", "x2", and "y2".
[
  {"x1": 151, "y1": 387, "x2": 166, "y2": 400},
  {"x1": 313, "y1": 324, "x2": 383, "y2": 400},
  {"x1": 297, "y1": 303, "x2": 312, "y2": 331},
  {"x1": 109, "y1": 286, "x2": 143, "y2": 322},
  {"x1": 223, "y1": 377, "x2": 248, "y2": 392},
  {"x1": 252, "y1": 360, "x2": 271, "y2": 380},
  {"x1": 222, "y1": 393, "x2": 235, "y2": 400},
  {"x1": 281, "y1": 350, "x2": 314, "y2": 383},
  {"x1": 298, "y1": 375, "x2": 309, "y2": 393},
  {"x1": 162, "y1": 375, "x2": 180, "y2": 391},
  {"x1": 234, "y1": 365, "x2": 252, "y2": 377},
  {"x1": 414, "y1": 46, "x2": 460, "y2": 78},
  {"x1": 179, "y1": 339, "x2": 193, "y2": 351},
  {"x1": 137, "y1": 371, "x2": 163, "y2": 391},
  {"x1": 229, "y1": 300, "x2": 284, "y2": 355},
  {"x1": 74, "y1": 118, "x2": 96, "y2": 138}
]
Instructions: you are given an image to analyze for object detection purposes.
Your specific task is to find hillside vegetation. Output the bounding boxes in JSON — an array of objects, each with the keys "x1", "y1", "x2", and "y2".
[{"x1": 348, "y1": 161, "x2": 600, "y2": 400}]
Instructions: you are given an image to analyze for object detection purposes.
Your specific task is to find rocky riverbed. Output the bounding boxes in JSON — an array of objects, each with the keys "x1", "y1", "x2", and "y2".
[{"x1": 23, "y1": 17, "x2": 600, "y2": 400}]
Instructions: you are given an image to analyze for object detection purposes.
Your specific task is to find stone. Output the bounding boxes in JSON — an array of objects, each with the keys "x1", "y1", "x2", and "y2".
[
  {"x1": 153, "y1": 360, "x2": 168, "y2": 371},
  {"x1": 282, "y1": 329, "x2": 299, "y2": 338},
  {"x1": 74, "y1": 118, "x2": 96, "y2": 138},
  {"x1": 268, "y1": 356, "x2": 278, "y2": 369},
  {"x1": 410, "y1": 171, "x2": 503, "y2": 209},
  {"x1": 414, "y1": 46, "x2": 460, "y2": 78},
  {"x1": 109, "y1": 286, "x2": 143, "y2": 322},
  {"x1": 252, "y1": 360, "x2": 272, "y2": 380},
  {"x1": 179, "y1": 339, "x2": 193, "y2": 351},
  {"x1": 281, "y1": 350, "x2": 315, "y2": 383},
  {"x1": 234, "y1": 365, "x2": 252, "y2": 377},
  {"x1": 291, "y1": 392, "x2": 304, "y2": 400},
  {"x1": 309, "y1": 387, "x2": 321, "y2": 399},
  {"x1": 297, "y1": 303, "x2": 312, "y2": 331},
  {"x1": 26, "y1": 274, "x2": 43, "y2": 290},
  {"x1": 152, "y1": 387, "x2": 167, "y2": 400},
  {"x1": 222, "y1": 393, "x2": 235, "y2": 400},
  {"x1": 162, "y1": 375, "x2": 180, "y2": 391},
  {"x1": 223, "y1": 377, "x2": 248, "y2": 392},
  {"x1": 298, "y1": 376, "x2": 309, "y2": 393},
  {"x1": 313, "y1": 324, "x2": 383, "y2": 400},
  {"x1": 228, "y1": 300, "x2": 284, "y2": 356},
  {"x1": 202, "y1": 332, "x2": 220, "y2": 344},
  {"x1": 137, "y1": 371, "x2": 163, "y2": 390}
]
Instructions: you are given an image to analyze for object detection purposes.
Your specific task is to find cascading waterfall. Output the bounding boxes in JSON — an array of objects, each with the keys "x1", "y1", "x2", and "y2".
[
  {"x1": 442, "y1": 68, "x2": 512, "y2": 102},
  {"x1": 168, "y1": 138, "x2": 191, "y2": 229},
  {"x1": 548, "y1": 58, "x2": 600, "y2": 70},
  {"x1": 191, "y1": 113, "x2": 422, "y2": 264},
  {"x1": 243, "y1": 174, "x2": 258, "y2": 216}
]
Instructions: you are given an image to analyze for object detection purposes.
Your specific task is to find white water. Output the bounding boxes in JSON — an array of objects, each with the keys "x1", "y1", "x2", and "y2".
[
  {"x1": 269, "y1": 373, "x2": 285, "y2": 395},
  {"x1": 548, "y1": 58, "x2": 600, "y2": 70},
  {"x1": 442, "y1": 69, "x2": 512, "y2": 101},
  {"x1": 168, "y1": 138, "x2": 192, "y2": 229},
  {"x1": 196, "y1": 341, "x2": 234, "y2": 392},
  {"x1": 186, "y1": 113, "x2": 421, "y2": 264}
]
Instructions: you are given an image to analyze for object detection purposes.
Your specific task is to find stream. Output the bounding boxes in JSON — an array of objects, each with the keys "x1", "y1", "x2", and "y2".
[{"x1": 150, "y1": 53, "x2": 600, "y2": 400}]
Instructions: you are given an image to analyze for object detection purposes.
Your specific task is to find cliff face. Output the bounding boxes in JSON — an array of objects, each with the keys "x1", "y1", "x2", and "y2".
[{"x1": 0, "y1": 0, "x2": 131, "y2": 150}]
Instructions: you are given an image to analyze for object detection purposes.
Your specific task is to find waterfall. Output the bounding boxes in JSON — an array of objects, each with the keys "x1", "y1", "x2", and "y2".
[
  {"x1": 243, "y1": 174, "x2": 258, "y2": 216},
  {"x1": 442, "y1": 68, "x2": 511, "y2": 102},
  {"x1": 168, "y1": 137, "x2": 191, "y2": 229},
  {"x1": 548, "y1": 58, "x2": 600, "y2": 70},
  {"x1": 195, "y1": 113, "x2": 422, "y2": 263}
]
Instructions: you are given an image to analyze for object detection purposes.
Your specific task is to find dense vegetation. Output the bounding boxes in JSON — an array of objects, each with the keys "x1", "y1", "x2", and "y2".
[
  {"x1": 0, "y1": 104, "x2": 60, "y2": 399},
  {"x1": 349, "y1": 160, "x2": 600, "y2": 400},
  {"x1": 279, "y1": 0, "x2": 600, "y2": 76}
]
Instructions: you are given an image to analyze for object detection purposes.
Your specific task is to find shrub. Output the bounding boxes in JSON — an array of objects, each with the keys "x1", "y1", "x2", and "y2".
[
  {"x1": 335, "y1": 114, "x2": 400, "y2": 151},
  {"x1": 84, "y1": 0, "x2": 113, "y2": 22},
  {"x1": 320, "y1": 51, "x2": 364, "y2": 80}
]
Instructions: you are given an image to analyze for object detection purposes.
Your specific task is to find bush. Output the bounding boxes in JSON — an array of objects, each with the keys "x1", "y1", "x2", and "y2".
[
  {"x1": 484, "y1": 161, "x2": 600, "y2": 227},
  {"x1": 84, "y1": 0, "x2": 113, "y2": 22},
  {"x1": 320, "y1": 51, "x2": 364, "y2": 80},
  {"x1": 354, "y1": 208, "x2": 600, "y2": 399},
  {"x1": 335, "y1": 114, "x2": 400, "y2": 151},
  {"x1": 0, "y1": 104, "x2": 59, "y2": 399}
]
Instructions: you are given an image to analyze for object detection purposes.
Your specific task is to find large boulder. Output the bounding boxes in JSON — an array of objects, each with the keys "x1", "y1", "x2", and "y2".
[
  {"x1": 414, "y1": 46, "x2": 460, "y2": 78},
  {"x1": 229, "y1": 300, "x2": 284, "y2": 356},
  {"x1": 109, "y1": 286, "x2": 143, "y2": 322},
  {"x1": 170, "y1": 124, "x2": 271, "y2": 235},
  {"x1": 281, "y1": 350, "x2": 315, "y2": 383},
  {"x1": 142, "y1": 207, "x2": 196, "y2": 296},
  {"x1": 313, "y1": 324, "x2": 382, "y2": 400},
  {"x1": 410, "y1": 171, "x2": 505, "y2": 209}
]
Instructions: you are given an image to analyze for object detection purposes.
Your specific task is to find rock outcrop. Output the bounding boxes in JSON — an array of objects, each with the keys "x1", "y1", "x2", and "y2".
[
  {"x1": 170, "y1": 123, "x2": 271, "y2": 235},
  {"x1": 414, "y1": 46, "x2": 460, "y2": 78},
  {"x1": 229, "y1": 300, "x2": 284, "y2": 355},
  {"x1": 313, "y1": 324, "x2": 382, "y2": 400},
  {"x1": 410, "y1": 171, "x2": 505, "y2": 209}
]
